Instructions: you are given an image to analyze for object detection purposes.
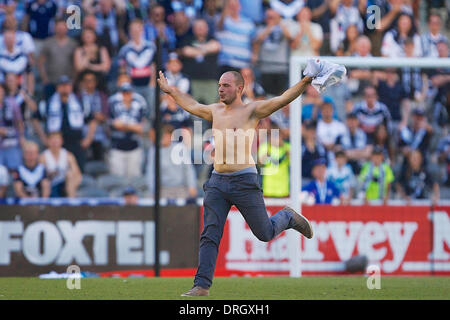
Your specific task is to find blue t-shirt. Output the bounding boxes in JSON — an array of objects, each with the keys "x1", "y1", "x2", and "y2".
[{"x1": 302, "y1": 179, "x2": 341, "y2": 204}]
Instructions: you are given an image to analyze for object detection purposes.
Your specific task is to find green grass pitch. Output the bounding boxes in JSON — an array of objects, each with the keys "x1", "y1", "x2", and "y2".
[{"x1": 0, "y1": 277, "x2": 449, "y2": 300}]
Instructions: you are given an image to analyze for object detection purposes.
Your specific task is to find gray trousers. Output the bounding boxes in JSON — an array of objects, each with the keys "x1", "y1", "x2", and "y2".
[{"x1": 194, "y1": 171, "x2": 294, "y2": 288}]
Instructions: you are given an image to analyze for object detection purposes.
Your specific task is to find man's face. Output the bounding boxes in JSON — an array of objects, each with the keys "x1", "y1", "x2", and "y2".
[
  {"x1": 129, "y1": 22, "x2": 143, "y2": 40},
  {"x1": 347, "y1": 117, "x2": 358, "y2": 131},
  {"x1": 265, "y1": 9, "x2": 280, "y2": 25},
  {"x1": 55, "y1": 21, "x2": 67, "y2": 37},
  {"x1": 336, "y1": 155, "x2": 347, "y2": 167},
  {"x1": 24, "y1": 145, "x2": 39, "y2": 165},
  {"x1": 356, "y1": 38, "x2": 371, "y2": 56},
  {"x1": 3, "y1": 30, "x2": 15, "y2": 49},
  {"x1": 151, "y1": 6, "x2": 165, "y2": 23},
  {"x1": 312, "y1": 165, "x2": 326, "y2": 180},
  {"x1": 57, "y1": 83, "x2": 72, "y2": 96},
  {"x1": 193, "y1": 20, "x2": 209, "y2": 39},
  {"x1": 429, "y1": 15, "x2": 441, "y2": 34},
  {"x1": 371, "y1": 153, "x2": 383, "y2": 166},
  {"x1": 297, "y1": 7, "x2": 311, "y2": 22},
  {"x1": 48, "y1": 134, "x2": 63, "y2": 149},
  {"x1": 321, "y1": 104, "x2": 333, "y2": 121},
  {"x1": 364, "y1": 88, "x2": 377, "y2": 107},
  {"x1": 167, "y1": 59, "x2": 182, "y2": 74},
  {"x1": 218, "y1": 73, "x2": 242, "y2": 105},
  {"x1": 82, "y1": 74, "x2": 97, "y2": 91}
]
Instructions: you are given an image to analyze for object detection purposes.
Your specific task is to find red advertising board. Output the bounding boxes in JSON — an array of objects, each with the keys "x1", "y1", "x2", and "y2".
[{"x1": 205, "y1": 205, "x2": 450, "y2": 276}]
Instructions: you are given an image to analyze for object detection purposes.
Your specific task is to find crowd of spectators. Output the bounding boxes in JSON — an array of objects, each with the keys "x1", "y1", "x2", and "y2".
[{"x1": 0, "y1": 0, "x2": 449, "y2": 205}]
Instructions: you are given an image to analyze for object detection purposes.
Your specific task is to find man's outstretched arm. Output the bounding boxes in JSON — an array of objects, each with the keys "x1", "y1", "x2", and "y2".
[
  {"x1": 251, "y1": 76, "x2": 313, "y2": 119},
  {"x1": 157, "y1": 71, "x2": 213, "y2": 121}
]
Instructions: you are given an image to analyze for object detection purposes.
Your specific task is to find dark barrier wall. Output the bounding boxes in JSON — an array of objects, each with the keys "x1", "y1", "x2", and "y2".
[{"x1": 0, "y1": 205, "x2": 200, "y2": 276}]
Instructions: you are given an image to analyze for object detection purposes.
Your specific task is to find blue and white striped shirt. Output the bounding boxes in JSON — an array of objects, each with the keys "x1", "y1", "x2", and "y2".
[{"x1": 216, "y1": 16, "x2": 256, "y2": 69}]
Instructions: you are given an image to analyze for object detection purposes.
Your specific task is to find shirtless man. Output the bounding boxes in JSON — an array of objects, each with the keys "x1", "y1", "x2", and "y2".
[{"x1": 157, "y1": 58, "x2": 346, "y2": 296}]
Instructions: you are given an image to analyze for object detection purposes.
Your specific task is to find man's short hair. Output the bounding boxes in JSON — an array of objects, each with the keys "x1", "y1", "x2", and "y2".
[{"x1": 224, "y1": 71, "x2": 244, "y2": 88}]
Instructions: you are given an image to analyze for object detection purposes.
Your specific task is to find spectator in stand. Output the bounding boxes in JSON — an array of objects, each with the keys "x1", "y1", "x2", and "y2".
[
  {"x1": 94, "y1": 0, "x2": 121, "y2": 56},
  {"x1": 270, "y1": 103, "x2": 290, "y2": 140},
  {"x1": 316, "y1": 102, "x2": 346, "y2": 154},
  {"x1": 12, "y1": 140, "x2": 50, "y2": 198},
  {"x1": 241, "y1": 67, "x2": 266, "y2": 104},
  {"x1": 173, "y1": 9, "x2": 193, "y2": 47},
  {"x1": 358, "y1": 146, "x2": 394, "y2": 205},
  {"x1": 306, "y1": 0, "x2": 337, "y2": 55},
  {"x1": 302, "y1": 85, "x2": 337, "y2": 122},
  {"x1": 329, "y1": 0, "x2": 364, "y2": 54},
  {"x1": 397, "y1": 149, "x2": 440, "y2": 204},
  {"x1": 118, "y1": 19, "x2": 154, "y2": 119},
  {"x1": 216, "y1": 0, "x2": 256, "y2": 73},
  {"x1": 302, "y1": 120, "x2": 327, "y2": 180},
  {"x1": 400, "y1": 37, "x2": 428, "y2": 107},
  {"x1": 147, "y1": 124, "x2": 197, "y2": 199},
  {"x1": 372, "y1": 123, "x2": 395, "y2": 164},
  {"x1": 77, "y1": 70, "x2": 109, "y2": 161},
  {"x1": 335, "y1": 111, "x2": 371, "y2": 175},
  {"x1": 0, "y1": 14, "x2": 35, "y2": 67},
  {"x1": 143, "y1": 4, "x2": 176, "y2": 67},
  {"x1": 200, "y1": 0, "x2": 221, "y2": 37},
  {"x1": 381, "y1": 13, "x2": 422, "y2": 58},
  {"x1": 253, "y1": 8, "x2": 292, "y2": 96},
  {"x1": 270, "y1": 0, "x2": 306, "y2": 20},
  {"x1": 32, "y1": 75, "x2": 96, "y2": 172},
  {"x1": 81, "y1": 14, "x2": 114, "y2": 57},
  {"x1": 363, "y1": 0, "x2": 413, "y2": 56},
  {"x1": 346, "y1": 35, "x2": 373, "y2": 96},
  {"x1": 0, "y1": 0, "x2": 26, "y2": 28},
  {"x1": 427, "y1": 40, "x2": 450, "y2": 128},
  {"x1": 302, "y1": 157, "x2": 342, "y2": 205},
  {"x1": 0, "y1": 28, "x2": 34, "y2": 94},
  {"x1": 288, "y1": 6, "x2": 323, "y2": 57},
  {"x1": 108, "y1": 82, "x2": 146, "y2": 179},
  {"x1": 327, "y1": 150, "x2": 356, "y2": 204},
  {"x1": 352, "y1": 85, "x2": 392, "y2": 143},
  {"x1": 398, "y1": 108, "x2": 433, "y2": 160},
  {"x1": 257, "y1": 122, "x2": 290, "y2": 198},
  {"x1": 38, "y1": 18, "x2": 77, "y2": 99},
  {"x1": 39, "y1": 131, "x2": 81, "y2": 198},
  {"x1": 179, "y1": 18, "x2": 220, "y2": 106},
  {"x1": 0, "y1": 163, "x2": 8, "y2": 198},
  {"x1": 335, "y1": 24, "x2": 360, "y2": 56},
  {"x1": 122, "y1": 0, "x2": 148, "y2": 42},
  {"x1": 22, "y1": 0, "x2": 57, "y2": 58},
  {"x1": 372, "y1": 68, "x2": 410, "y2": 128},
  {"x1": 159, "y1": 53, "x2": 193, "y2": 145},
  {"x1": 421, "y1": 13, "x2": 448, "y2": 58},
  {"x1": 122, "y1": 185, "x2": 139, "y2": 205},
  {"x1": 3, "y1": 73, "x2": 37, "y2": 124},
  {"x1": 436, "y1": 131, "x2": 450, "y2": 187},
  {"x1": 73, "y1": 28, "x2": 111, "y2": 89},
  {"x1": 0, "y1": 84, "x2": 25, "y2": 171}
]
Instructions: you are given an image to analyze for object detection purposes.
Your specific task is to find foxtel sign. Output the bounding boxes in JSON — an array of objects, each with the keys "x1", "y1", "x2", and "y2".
[
  {"x1": 0, "y1": 205, "x2": 200, "y2": 276},
  {"x1": 213, "y1": 205, "x2": 450, "y2": 275}
]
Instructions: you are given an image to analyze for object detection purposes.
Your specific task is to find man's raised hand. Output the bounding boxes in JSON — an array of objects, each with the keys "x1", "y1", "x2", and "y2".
[{"x1": 157, "y1": 71, "x2": 172, "y2": 94}]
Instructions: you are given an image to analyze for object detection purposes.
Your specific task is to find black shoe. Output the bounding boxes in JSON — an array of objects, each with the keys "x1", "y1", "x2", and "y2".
[{"x1": 284, "y1": 206, "x2": 314, "y2": 239}]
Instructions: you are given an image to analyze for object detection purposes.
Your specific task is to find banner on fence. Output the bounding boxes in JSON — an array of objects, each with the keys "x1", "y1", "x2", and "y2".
[
  {"x1": 211, "y1": 205, "x2": 450, "y2": 275},
  {"x1": 0, "y1": 205, "x2": 200, "y2": 276}
]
